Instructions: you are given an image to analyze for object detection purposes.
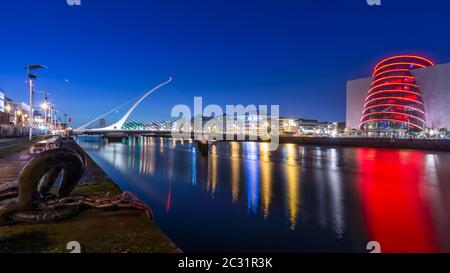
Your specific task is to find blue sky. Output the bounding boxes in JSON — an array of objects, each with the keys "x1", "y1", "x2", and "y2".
[{"x1": 1, "y1": 0, "x2": 449, "y2": 126}]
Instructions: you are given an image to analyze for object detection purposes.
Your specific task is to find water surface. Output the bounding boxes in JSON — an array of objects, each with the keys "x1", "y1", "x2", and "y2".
[{"x1": 76, "y1": 136, "x2": 450, "y2": 253}]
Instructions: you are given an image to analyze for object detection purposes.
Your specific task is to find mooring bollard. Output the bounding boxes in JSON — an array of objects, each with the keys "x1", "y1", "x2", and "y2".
[{"x1": 0, "y1": 140, "x2": 153, "y2": 225}]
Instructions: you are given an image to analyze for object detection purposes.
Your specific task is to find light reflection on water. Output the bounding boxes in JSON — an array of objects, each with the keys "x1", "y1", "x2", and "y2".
[{"x1": 76, "y1": 136, "x2": 450, "y2": 253}]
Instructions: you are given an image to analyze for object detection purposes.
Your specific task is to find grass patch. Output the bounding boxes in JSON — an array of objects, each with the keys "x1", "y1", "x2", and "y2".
[
  {"x1": 0, "y1": 209, "x2": 179, "y2": 253},
  {"x1": 72, "y1": 181, "x2": 122, "y2": 196}
]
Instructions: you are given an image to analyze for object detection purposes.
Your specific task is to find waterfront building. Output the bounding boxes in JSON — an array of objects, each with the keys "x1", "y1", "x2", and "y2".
[
  {"x1": 298, "y1": 119, "x2": 338, "y2": 136},
  {"x1": 1, "y1": 98, "x2": 41, "y2": 127},
  {"x1": 278, "y1": 118, "x2": 338, "y2": 136},
  {"x1": 33, "y1": 112, "x2": 45, "y2": 129},
  {"x1": 190, "y1": 114, "x2": 273, "y2": 136},
  {"x1": 279, "y1": 118, "x2": 299, "y2": 135},
  {"x1": 0, "y1": 90, "x2": 4, "y2": 113},
  {"x1": 169, "y1": 114, "x2": 340, "y2": 137},
  {"x1": 0, "y1": 91, "x2": 9, "y2": 126},
  {"x1": 347, "y1": 55, "x2": 450, "y2": 135},
  {"x1": 98, "y1": 118, "x2": 106, "y2": 128},
  {"x1": 4, "y1": 98, "x2": 22, "y2": 126},
  {"x1": 0, "y1": 112, "x2": 9, "y2": 125}
]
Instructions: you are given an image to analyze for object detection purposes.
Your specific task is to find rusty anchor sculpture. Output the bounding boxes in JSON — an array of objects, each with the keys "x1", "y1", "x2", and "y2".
[{"x1": 0, "y1": 139, "x2": 153, "y2": 225}]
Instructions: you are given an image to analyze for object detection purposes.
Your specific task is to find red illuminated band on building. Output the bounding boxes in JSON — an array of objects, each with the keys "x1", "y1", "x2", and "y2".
[
  {"x1": 374, "y1": 55, "x2": 434, "y2": 70},
  {"x1": 363, "y1": 96, "x2": 424, "y2": 108},
  {"x1": 374, "y1": 68, "x2": 410, "y2": 78},
  {"x1": 360, "y1": 118, "x2": 424, "y2": 131},
  {"x1": 367, "y1": 82, "x2": 419, "y2": 93},
  {"x1": 372, "y1": 62, "x2": 428, "y2": 77},
  {"x1": 362, "y1": 104, "x2": 425, "y2": 115},
  {"x1": 361, "y1": 112, "x2": 426, "y2": 124},
  {"x1": 371, "y1": 75, "x2": 415, "y2": 86},
  {"x1": 366, "y1": 90, "x2": 423, "y2": 101},
  {"x1": 360, "y1": 55, "x2": 434, "y2": 131}
]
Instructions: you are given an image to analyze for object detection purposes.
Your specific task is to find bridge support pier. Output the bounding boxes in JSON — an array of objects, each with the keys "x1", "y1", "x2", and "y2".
[
  {"x1": 103, "y1": 132, "x2": 128, "y2": 143},
  {"x1": 195, "y1": 140, "x2": 209, "y2": 156}
]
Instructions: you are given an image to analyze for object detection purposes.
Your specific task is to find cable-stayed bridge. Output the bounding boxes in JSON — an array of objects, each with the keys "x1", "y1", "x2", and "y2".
[
  {"x1": 72, "y1": 77, "x2": 277, "y2": 143},
  {"x1": 73, "y1": 77, "x2": 178, "y2": 138}
]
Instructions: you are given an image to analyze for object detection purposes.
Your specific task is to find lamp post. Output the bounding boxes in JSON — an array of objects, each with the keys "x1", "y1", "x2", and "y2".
[
  {"x1": 37, "y1": 91, "x2": 51, "y2": 135},
  {"x1": 49, "y1": 104, "x2": 53, "y2": 130},
  {"x1": 46, "y1": 103, "x2": 57, "y2": 134},
  {"x1": 53, "y1": 108, "x2": 58, "y2": 129},
  {"x1": 41, "y1": 102, "x2": 49, "y2": 135},
  {"x1": 50, "y1": 106, "x2": 53, "y2": 131},
  {"x1": 50, "y1": 105, "x2": 55, "y2": 131},
  {"x1": 25, "y1": 65, "x2": 47, "y2": 140}
]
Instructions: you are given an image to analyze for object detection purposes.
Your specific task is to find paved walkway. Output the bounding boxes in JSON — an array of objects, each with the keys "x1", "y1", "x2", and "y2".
[
  {"x1": 0, "y1": 150, "x2": 31, "y2": 185},
  {"x1": 0, "y1": 137, "x2": 28, "y2": 147}
]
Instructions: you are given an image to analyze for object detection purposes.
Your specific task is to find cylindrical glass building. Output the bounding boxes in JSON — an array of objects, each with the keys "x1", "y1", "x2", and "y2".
[{"x1": 360, "y1": 55, "x2": 434, "y2": 131}]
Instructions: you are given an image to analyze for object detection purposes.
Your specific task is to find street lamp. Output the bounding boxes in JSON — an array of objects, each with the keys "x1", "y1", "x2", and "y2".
[
  {"x1": 41, "y1": 102, "x2": 49, "y2": 135},
  {"x1": 36, "y1": 90, "x2": 51, "y2": 135},
  {"x1": 53, "y1": 107, "x2": 58, "y2": 129},
  {"x1": 25, "y1": 64, "x2": 47, "y2": 140}
]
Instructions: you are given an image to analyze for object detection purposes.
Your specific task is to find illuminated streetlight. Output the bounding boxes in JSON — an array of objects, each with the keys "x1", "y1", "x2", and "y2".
[
  {"x1": 25, "y1": 64, "x2": 47, "y2": 140},
  {"x1": 41, "y1": 102, "x2": 50, "y2": 135},
  {"x1": 36, "y1": 91, "x2": 51, "y2": 135}
]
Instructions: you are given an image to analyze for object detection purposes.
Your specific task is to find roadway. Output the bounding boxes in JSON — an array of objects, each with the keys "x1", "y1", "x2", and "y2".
[{"x1": 0, "y1": 137, "x2": 29, "y2": 149}]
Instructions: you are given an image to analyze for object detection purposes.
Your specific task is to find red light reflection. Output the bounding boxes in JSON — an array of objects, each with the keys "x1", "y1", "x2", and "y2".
[{"x1": 357, "y1": 148, "x2": 439, "y2": 253}]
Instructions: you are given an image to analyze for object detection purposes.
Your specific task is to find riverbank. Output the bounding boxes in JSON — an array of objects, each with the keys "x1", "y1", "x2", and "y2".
[
  {"x1": 279, "y1": 136, "x2": 450, "y2": 151},
  {"x1": 0, "y1": 140, "x2": 180, "y2": 253},
  {"x1": 104, "y1": 133, "x2": 450, "y2": 152}
]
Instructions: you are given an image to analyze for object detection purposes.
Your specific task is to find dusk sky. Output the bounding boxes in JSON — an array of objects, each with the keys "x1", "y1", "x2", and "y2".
[{"x1": 1, "y1": 0, "x2": 449, "y2": 127}]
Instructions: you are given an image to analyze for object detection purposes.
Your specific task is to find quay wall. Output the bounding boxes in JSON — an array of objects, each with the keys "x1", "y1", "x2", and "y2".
[{"x1": 279, "y1": 137, "x2": 450, "y2": 151}]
